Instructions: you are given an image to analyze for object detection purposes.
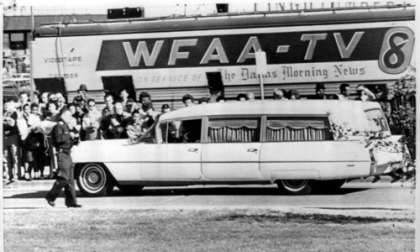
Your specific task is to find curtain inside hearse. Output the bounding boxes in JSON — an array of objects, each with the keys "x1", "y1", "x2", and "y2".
[
  {"x1": 208, "y1": 118, "x2": 259, "y2": 143},
  {"x1": 266, "y1": 118, "x2": 332, "y2": 141}
]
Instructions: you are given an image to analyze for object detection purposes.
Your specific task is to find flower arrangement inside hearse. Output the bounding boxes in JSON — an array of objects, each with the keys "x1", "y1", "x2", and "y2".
[{"x1": 329, "y1": 122, "x2": 414, "y2": 182}]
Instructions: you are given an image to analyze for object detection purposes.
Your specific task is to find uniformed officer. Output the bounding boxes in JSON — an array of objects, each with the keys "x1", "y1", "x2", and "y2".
[{"x1": 45, "y1": 109, "x2": 82, "y2": 208}]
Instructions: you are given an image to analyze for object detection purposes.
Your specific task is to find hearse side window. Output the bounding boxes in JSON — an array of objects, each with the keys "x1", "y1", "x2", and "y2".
[
  {"x1": 180, "y1": 119, "x2": 202, "y2": 143},
  {"x1": 266, "y1": 117, "x2": 332, "y2": 142},
  {"x1": 160, "y1": 120, "x2": 179, "y2": 143},
  {"x1": 161, "y1": 119, "x2": 201, "y2": 143},
  {"x1": 208, "y1": 118, "x2": 260, "y2": 143}
]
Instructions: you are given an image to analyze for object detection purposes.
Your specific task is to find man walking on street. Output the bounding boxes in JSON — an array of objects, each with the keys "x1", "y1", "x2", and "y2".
[{"x1": 45, "y1": 110, "x2": 82, "y2": 208}]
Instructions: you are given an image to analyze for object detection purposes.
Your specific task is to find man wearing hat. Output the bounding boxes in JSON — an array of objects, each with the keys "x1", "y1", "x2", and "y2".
[
  {"x1": 45, "y1": 109, "x2": 81, "y2": 208},
  {"x1": 73, "y1": 84, "x2": 89, "y2": 110}
]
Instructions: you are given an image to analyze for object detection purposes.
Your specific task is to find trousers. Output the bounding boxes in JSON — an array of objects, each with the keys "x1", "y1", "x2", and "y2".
[
  {"x1": 46, "y1": 152, "x2": 77, "y2": 206},
  {"x1": 3, "y1": 144, "x2": 18, "y2": 180}
]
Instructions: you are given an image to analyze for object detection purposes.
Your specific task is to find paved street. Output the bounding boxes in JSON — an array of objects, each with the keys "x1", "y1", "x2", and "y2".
[
  {"x1": 2, "y1": 179, "x2": 415, "y2": 212},
  {"x1": 3, "y1": 179, "x2": 416, "y2": 251}
]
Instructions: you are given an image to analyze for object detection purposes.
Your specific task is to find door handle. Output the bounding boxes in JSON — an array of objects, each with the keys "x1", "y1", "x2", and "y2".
[
  {"x1": 247, "y1": 148, "x2": 258, "y2": 153},
  {"x1": 188, "y1": 147, "x2": 199, "y2": 152}
]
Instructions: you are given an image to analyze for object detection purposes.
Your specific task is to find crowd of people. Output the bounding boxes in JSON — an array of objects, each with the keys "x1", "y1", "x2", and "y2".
[
  {"x1": 3, "y1": 85, "x2": 166, "y2": 182},
  {"x1": 3, "y1": 82, "x2": 395, "y2": 183}
]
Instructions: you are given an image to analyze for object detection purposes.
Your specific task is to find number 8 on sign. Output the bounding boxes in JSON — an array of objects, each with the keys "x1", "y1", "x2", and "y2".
[{"x1": 378, "y1": 27, "x2": 414, "y2": 75}]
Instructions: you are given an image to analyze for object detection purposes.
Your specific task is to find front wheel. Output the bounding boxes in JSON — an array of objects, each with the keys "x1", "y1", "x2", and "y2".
[
  {"x1": 77, "y1": 163, "x2": 113, "y2": 196},
  {"x1": 278, "y1": 180, "x2": 312, "y2": 195}
]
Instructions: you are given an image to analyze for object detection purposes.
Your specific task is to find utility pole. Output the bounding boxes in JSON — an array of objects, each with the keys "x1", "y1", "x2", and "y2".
[{"x1": 29, "y1": 5, "x2": 36, "y2": 100}]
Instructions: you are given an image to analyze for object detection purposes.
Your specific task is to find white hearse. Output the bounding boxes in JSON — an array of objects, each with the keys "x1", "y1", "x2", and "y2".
[{"x1": 72, "y1": 100, "x2": 406, "y2": 196}]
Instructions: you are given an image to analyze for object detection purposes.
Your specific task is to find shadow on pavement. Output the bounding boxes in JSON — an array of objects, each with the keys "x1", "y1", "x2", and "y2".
[
  {"x1": 109, "y1": 186, "x2": 368, "y2": 197},
  {"x1": 4, "y1": 186, "x2": 369, "y2": 199}
]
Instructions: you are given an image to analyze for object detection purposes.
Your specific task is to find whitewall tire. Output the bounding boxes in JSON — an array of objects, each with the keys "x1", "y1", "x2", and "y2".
[
  {"x1": 278, "y1": 180, "x2": 312, "y2": 195},
  {"x1": 77, "y1": 163, "x2": 113, "y2": 196}
]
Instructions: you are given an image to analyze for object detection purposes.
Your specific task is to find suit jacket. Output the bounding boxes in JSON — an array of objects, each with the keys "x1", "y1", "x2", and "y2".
[
  {"x1": 52, "y1": 122, "x2": 74, "y2": 180},
  {"x1": 52, "y1": 121, "x2": 73, "y2": 151}
]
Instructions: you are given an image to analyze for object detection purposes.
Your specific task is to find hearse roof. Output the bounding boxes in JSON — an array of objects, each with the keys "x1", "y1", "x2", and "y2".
[{"x1": 159, "y1": 100, "x2": 381, "y2": 121}]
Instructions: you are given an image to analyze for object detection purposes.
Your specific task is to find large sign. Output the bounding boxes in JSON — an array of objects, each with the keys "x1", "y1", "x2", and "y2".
[
  {"x1": 32, "y1": 21, "x2": 415, "y2": 92},
  {"x1": 96, "y1": 27, "x2": 414, "y2": 72}
]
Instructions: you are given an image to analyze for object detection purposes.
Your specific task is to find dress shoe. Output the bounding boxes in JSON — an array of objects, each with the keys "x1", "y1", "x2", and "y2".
[
  {"x1": 45, "y1": 198, "x2": 55, "y2": 207},
  {"x1": 66, "y1": 204, "x2": 82, "y2": 208}
]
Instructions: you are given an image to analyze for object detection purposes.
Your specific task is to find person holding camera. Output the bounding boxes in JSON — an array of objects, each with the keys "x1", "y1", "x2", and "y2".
[
  {"x1": 82, "y1": 99, "x2": 101, "y2": 140},
  {"x1": 73, "y1": 84, "x2": 89, "y2": 110},
  {"x1": 101, "y1": 102, "x2": 131, "y2": 139}
]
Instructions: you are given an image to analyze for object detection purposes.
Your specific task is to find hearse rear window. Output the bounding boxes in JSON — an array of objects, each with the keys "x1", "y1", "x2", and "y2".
[
  {"x1": 208, "y1": 118, "x2": 260, "y2": 143},
  {"x1": 266, "y1": 117, "x2": 332, "y2": 141}
]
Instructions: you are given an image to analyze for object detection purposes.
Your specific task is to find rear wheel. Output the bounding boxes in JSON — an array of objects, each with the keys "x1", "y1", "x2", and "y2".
[
  {"x1": 278, "y1": 180, "x2": 312, "y2": 195},
  {"x1": 77, "y1": 163, "x2": 114, "y2": 196}
]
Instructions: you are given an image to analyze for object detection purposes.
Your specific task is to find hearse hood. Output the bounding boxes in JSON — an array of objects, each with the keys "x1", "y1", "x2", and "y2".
[{"x1": 71, "y1": 139, "x2": 134, "y2": 163}]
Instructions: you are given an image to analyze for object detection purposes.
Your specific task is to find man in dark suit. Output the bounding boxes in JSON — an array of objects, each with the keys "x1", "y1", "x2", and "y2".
[
  {"x1": 309, "y1": 83, "x2": 330, "y2": 100},
  {"x1": 45, "y1": 110, "x2": 81, "y2": 208}
]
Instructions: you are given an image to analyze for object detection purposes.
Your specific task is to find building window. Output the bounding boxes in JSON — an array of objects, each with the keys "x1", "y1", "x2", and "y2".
[
  {"x1": 3, "y1": 33, "x2": 10, "y2": 51},
  {"x1": 101, "y1": 75, "x2": 136, "y2": 99},
  {"x1": 206, "y1": 72, "x2": 224, "y2": 97},
  {"x1": 9, "y1": 32, "x2": 27, "y2": 50}
]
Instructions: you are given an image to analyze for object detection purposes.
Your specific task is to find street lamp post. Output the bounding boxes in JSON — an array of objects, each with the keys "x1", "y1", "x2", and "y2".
[{"x1": 255, "y1": 49, "x2": 267, "y2": 100}]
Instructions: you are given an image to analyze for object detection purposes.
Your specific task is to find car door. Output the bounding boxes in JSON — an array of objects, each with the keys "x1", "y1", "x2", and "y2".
[
  {"x1": 159, "y1": 118, "x2": 202, "y2": 180},
  {"x1": 202, "y1": 117, "x2": 261, "y2": 180}
]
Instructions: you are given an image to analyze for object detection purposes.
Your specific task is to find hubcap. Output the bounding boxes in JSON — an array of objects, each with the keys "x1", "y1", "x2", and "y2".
[{"x1": 88, "y1": 172, "x2": 99, "y2": 184}]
